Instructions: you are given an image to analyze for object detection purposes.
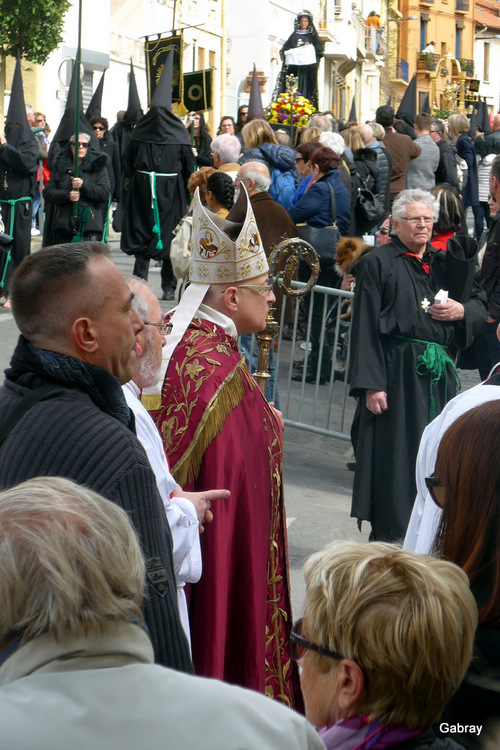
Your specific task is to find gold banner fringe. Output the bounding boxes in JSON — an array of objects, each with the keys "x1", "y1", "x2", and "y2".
[{"x1": 172, "y1": 358, "x2": 255, "y2": 487}]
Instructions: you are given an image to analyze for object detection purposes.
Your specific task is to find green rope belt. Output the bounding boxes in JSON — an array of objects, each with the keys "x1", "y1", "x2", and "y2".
[
  {"x1": 102, "y1": 195, "x2": 112, "y2": 243},
  {"x1": 393, "y1": 334, "x2": 461, "y2": 421},
  {"x1": 138, "y1": 170, "x2": 177, "y2": 251},
  {"x1": 0, "y1": 196, "x2": 32, "y2": 289}
]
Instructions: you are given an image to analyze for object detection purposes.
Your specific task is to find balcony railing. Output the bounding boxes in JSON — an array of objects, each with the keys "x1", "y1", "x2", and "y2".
[
  {"x1": 364, "y1": 24, "x2": 383, "y2": 55},
  {"x1": 416, "y1": 52, "x2": 439, "y2": 71},
  {"x1": 391, "y1": 59, "x2": 409, "y2": 82},
  {"x1": 456, "y1": 0, "x2": 469, "y2": 11},
  {"x1": 458, "y1": 57, "x2": 474, "y2": 76}
]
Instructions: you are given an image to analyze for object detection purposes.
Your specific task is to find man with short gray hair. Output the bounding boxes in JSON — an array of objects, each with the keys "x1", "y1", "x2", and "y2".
[
  {"x1": 349, "y1": 188, "x2": 486, "y2": 542},
  {"x1": 123, "y1": 276, "x2": 230, "y2": 644},
  {"x1": 211, "y1": 133, "x2": 241, "y2": 179},
  {"x1": 308, "y1": 113, "x2": 333, "y2": 132},
  {"x1": 406, "y1": 113, "x2": 440, "y2": 191},
  {"x1": 233, "y1": 162, "x2": 297, "y2": 258},
  {"x1": 356, "y1": 122, "x2": 392, "y2": 213}
]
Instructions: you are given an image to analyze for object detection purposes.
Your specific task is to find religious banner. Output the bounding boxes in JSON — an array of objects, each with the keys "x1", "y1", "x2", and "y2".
[
  {"x1": 182, "y1": 68, "x2": 214, "y2": 111},
  {"x1": 145, "y1": 34, "x2": 182, "y2": 105}
]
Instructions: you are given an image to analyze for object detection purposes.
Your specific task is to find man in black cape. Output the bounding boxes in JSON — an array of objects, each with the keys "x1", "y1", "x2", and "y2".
[
  {"x1": 120, "y1": 52, "x2": 194, "y2": 299},
  {"x1": 46, "y1": 62, "x2": 98, "y2": 171},
  {"x1": 110, "y1": 60, "x2": 144, "y2": 233},
  {"x1": 348, "y1": 188, "x2": 487, "y2": 542},
  {"x1": 110, "y1": 60, "x2": 144, "y2": 165},
  {"x1": 0, "y1": 55, "x2": 38, "y2": 305},
  {"x1": 43, "y1": 61, "x2": 99, "y2": 248}
]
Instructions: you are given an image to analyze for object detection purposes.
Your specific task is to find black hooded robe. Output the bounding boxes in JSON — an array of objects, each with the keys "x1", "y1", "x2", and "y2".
[
  {"x1": 349, "y1": 237, "x2": 487, "y2": 542},
  {"x1": 43, "y1": 144, "x2": 110, "y2": 245},
  {"x1": 120, "y1": 107, "x2": 194, "y2": 290},
  {"x1": 0, "y1": 139, "x2": 38, "y2": 295}
]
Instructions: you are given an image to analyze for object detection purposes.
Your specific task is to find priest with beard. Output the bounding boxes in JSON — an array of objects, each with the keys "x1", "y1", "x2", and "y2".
[
  {"x1": 0, "y1": 56, "x2": 38, "y2": 308},
  {"x1": 120, "y1": 52, "x2": 194, "y2": 300}
]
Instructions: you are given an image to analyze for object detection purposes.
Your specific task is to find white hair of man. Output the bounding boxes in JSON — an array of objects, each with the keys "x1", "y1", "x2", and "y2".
[
  {"x1": 211, "y1": 134, "x2": 241, "y2": 164},
  {"x1": 392, "y1": 188, "x2": 439, "y2": 222},
  {"x1": 319, "y1": 131, "x2": 346, "y2": 157},
  {"x1": 356, "y1": 123, "x2": 374, "y2": 144},
  {"x1": 240, "y1": 162, "x2": 271, "y2": 193},
  {"x1": 0, "y1": 476, "x2": 145, "y2": 645},
  {"x1": 127, "y1": 276, "x2": 164, "y2": 388},
  {"x1": 308, "y1": 114, "x2": 333, "y2": 132}
]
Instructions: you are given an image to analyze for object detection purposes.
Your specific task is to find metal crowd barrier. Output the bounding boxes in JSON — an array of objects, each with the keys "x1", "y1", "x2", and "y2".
[{"x1": 246, "y1": 281, "x2": 356, "y2": 441}]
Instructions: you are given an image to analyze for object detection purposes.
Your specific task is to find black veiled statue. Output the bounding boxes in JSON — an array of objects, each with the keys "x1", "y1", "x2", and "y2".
[{"x1": 273, "y1": 10, "x2": 324, "y2": 109}]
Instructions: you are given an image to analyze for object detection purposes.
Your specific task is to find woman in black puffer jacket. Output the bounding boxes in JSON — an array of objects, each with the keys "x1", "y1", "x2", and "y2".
[
  {"x1": 43, "y1": 134, "x2": 110, "y2": 245},
  {"x1": 342, "y1": 128, "x2": 381, "y2": 235}
]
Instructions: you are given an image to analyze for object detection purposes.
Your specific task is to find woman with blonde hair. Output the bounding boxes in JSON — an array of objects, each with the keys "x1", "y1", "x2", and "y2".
[
  {"x1": 239, "y1": 119, "x2": 297, "y2": 209},
  {"x1": 294, "y1": 540, "x2": 477, "y2": 749}
]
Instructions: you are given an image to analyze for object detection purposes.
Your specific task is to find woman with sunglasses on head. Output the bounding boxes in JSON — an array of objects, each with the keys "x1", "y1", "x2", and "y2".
[
  {"x1": 428, "y1": 401, "x2": 500, "y2": 743},
  {"x1": 43, "y1": 132, "x2": 110, "y2": 245},
  {"x1": 293, "y1": 540, "x2": 476, "y2": 750}
]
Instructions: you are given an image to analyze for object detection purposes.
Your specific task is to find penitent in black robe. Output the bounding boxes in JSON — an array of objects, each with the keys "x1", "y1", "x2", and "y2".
[
  {"x1": 349, "y1": 236, "x2": 487, "y2": 542},
  {"x1": 120, "y1": 108, "x2": 194, "y2": 264},
  {"x1": 0, "y1": 140, "x2": 38, "y2": 294}
]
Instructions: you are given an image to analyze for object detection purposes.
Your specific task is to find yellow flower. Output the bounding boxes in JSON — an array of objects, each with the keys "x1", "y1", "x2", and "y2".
[{"x1": 185, "y1": 359, "x2": 204, "y2": 379}]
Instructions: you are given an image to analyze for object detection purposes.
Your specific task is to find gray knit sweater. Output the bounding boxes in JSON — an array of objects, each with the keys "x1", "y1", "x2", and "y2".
[{"x1": 405, "y1": 133, "x2": 440, "y2": 191}]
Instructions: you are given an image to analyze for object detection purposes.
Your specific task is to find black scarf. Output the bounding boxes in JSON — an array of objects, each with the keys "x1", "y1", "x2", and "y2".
[{"x1": 5, "y1": 336, "x2": 134, "y2": 430}]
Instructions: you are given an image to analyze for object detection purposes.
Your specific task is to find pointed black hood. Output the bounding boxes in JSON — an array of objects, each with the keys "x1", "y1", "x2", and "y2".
[
  {"x1": 348, "y1": 95, "x2": 357, "y2": 123},
  {"x1": 150, "y1": 49, "x2": 173, "y2": 110},
  {"x1": 478, "y1": 99, "x2": 492, "y2": 136},
  {"x1": 396, "y1": 74, "x2": 417, "y2": 129},
  {"x1": 131, "y1": 52, "x2": 190, "y2": 145},
  {"x1": 247, "y1": 64, "x2": 266, "y2": 122},
  {"x1": 85, "y1": 70, "x2": 106, "y2": 120},
  {"x1": 123, "y1": 60, "x2": 143, "y2": 125},
  {"x1": 48, "y1": 61, "x2": 98, "y2": 168},
  {"x1": 49, "y1": 61, "x2": 96, "y2": 144},
  {"x1": 5, "y1": 52, "x2": 36, "y2": 148}
]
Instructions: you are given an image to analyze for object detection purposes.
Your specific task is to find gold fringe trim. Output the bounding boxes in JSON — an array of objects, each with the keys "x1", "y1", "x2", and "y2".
[
  {"x1": 140, "y1": 393, "x2": 162, "y2": 411},
  {"x1": 172, "y1": 357, "x2": 255, "y2": 487}
]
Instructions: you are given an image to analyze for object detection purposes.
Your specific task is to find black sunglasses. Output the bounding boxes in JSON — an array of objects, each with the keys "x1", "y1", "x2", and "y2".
[
  {"x1": 93, "y1": 126, "x2": 105, "y2": 131},
  {"x1": 425, "y1": 476, "x2": 446, "y2": 507},
  {"x1": 290, "y1": 618, "x2": 345, "y2": 662}
]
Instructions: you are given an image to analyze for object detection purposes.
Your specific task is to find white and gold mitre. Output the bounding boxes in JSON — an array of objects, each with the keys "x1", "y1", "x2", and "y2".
[{"x1": 189, "y1": 184, "x2": 268, "y2": 285}]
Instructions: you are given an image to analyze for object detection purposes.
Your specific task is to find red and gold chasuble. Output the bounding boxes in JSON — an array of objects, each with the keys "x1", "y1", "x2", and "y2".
[{"x1": 150, "y1": 318, "x2": 303, "y2": 709}]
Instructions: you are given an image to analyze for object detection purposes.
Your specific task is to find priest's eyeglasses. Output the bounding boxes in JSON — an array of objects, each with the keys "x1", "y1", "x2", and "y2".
[
  {"x1": 235, "y1": 282, "x2": 273, "y2": 295},
  {"x1": 145, "y1": 321, "x2": 173, "y2": 336},
  {"x1": 290, "y1": 618, "x2": 345, "y2": 662}
]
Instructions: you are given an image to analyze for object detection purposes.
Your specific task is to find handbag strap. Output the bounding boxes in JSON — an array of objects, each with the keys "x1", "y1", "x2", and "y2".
[{"x1": 327, "y1": 182, "x2": 338, "y2": 228}]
